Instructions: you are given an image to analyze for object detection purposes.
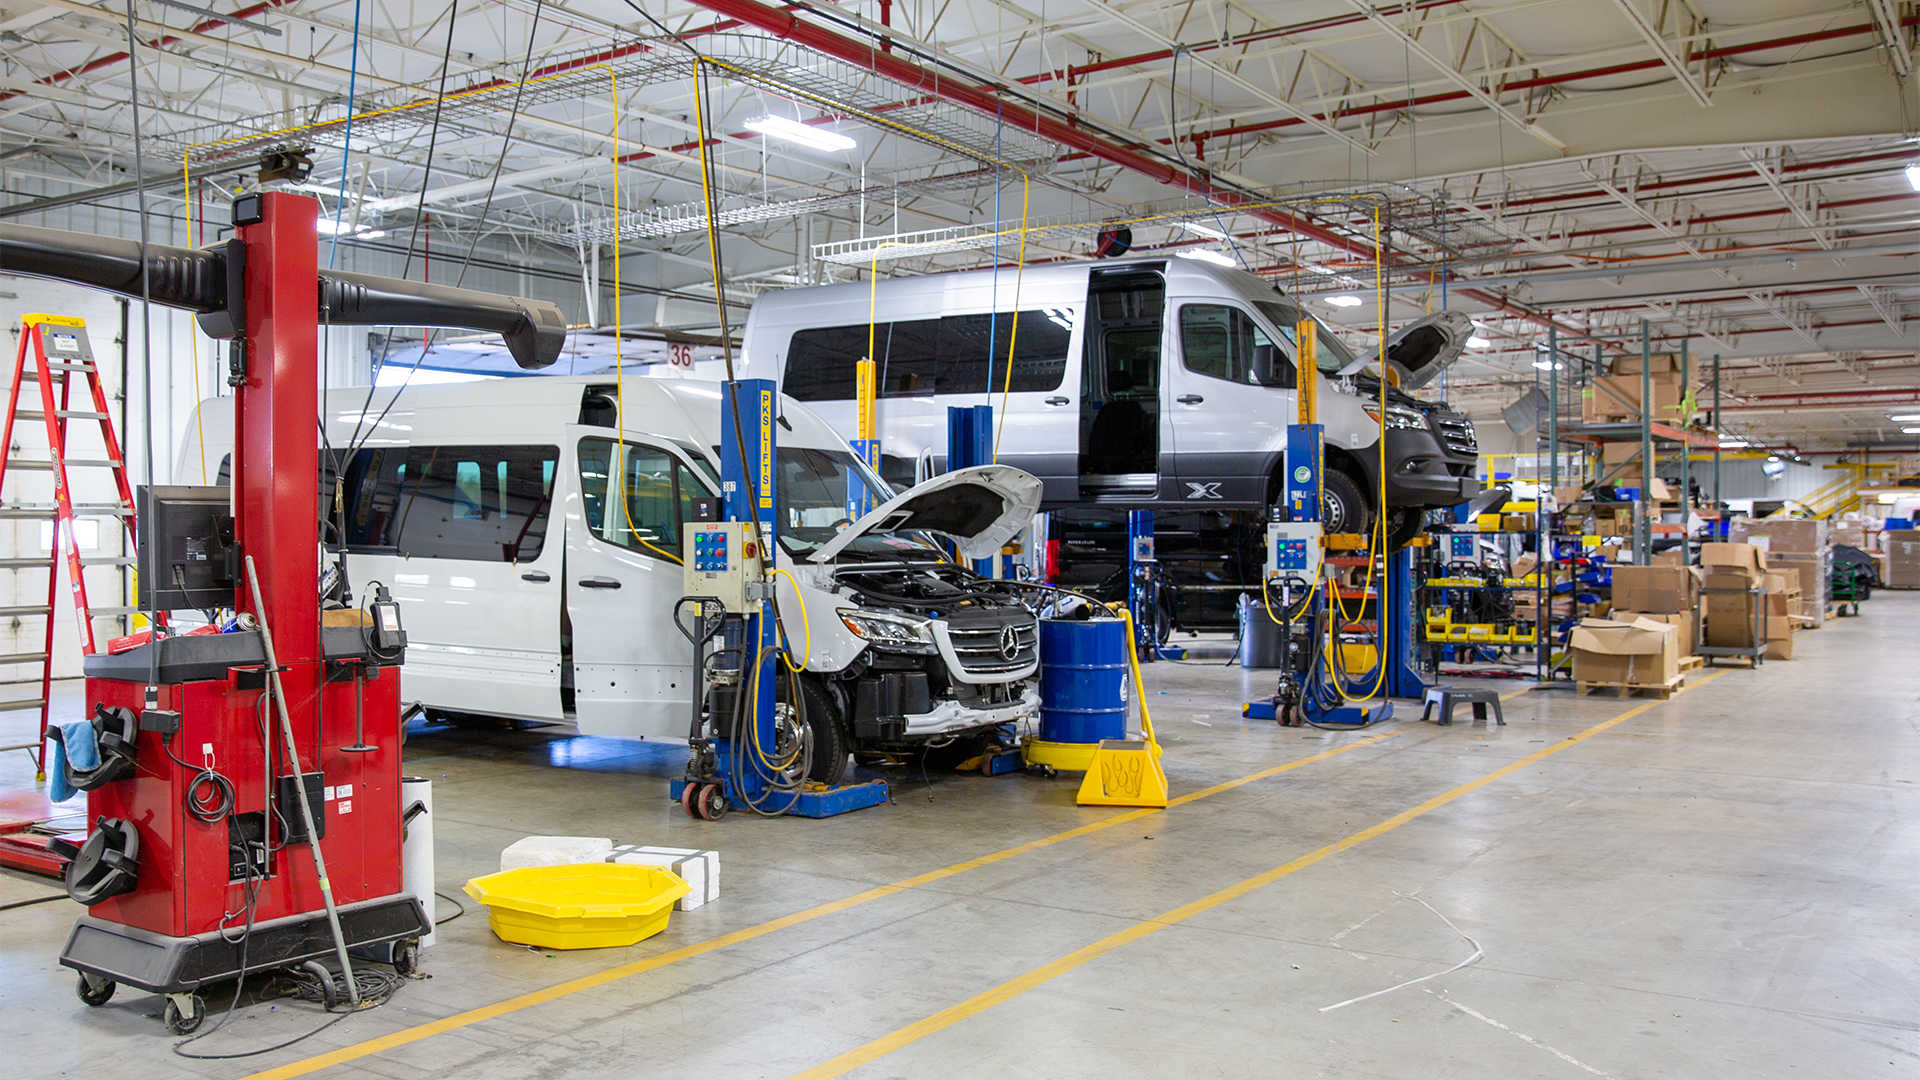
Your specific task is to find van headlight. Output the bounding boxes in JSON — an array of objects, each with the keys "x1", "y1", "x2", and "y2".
[
  {"x1": 838, "y1": 609, "x2": 936, "y2": 652},
  {"x1": 1365, "y1": 404, "x2": 1429, "y2": 431}
]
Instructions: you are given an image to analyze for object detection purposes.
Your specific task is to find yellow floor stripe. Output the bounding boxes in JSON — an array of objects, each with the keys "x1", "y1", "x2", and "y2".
[
  {"x1": 785, "y1": 671, "x2": 1725, "y2": 1080},
  {"x1": 242, "y1": 728, "x2": 1406, "y2": 1080}
]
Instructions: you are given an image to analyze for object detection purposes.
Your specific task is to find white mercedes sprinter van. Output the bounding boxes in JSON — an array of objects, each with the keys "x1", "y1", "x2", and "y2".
[
  {"x1": 182, "y1": 376, "x2": 1042, "y2": 783},
  {"x1": 739, "y1": 256, "x2": 1481, "y2": 544}
]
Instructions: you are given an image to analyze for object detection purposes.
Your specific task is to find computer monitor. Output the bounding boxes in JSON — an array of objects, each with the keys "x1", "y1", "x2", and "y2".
[{"x1": 136, "y1": 485, "x2": 235, "y2": 611}]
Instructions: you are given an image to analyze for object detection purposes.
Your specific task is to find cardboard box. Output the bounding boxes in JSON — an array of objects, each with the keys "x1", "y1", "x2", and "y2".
[
  {"x1": 1701, "y1": 542, "x2": 1767, "y2": 573},
  {"x1": 1611, "y1": 564, "x2": 1700, "y2": 614},
  {"x1": 1729, "y1": 517, "x2": 1828, "y2": 554},
  {"x1": 1653, "y1": 548, "x2": 1687, "y2": 567},
  {"x1": 1764, "y1": 615, "x2": 1794, "y2": 660},
  {"x1": 1502, "y1": 513, "x2": 1536, "y2": 532},
  {"x1": 1602, "y1": 441, "x2": 1646, "y2": 466},
  {"x1": 1553, "y1": 484, "x2": 1586, "y2": 508},
  {"x1": 606, "y1": 845, "x2": 720, "y2": 910},
  {"x1": 1608, "y1": 610, "x2": 1696, "y2": 654},
  {"x1": 1511, "y1": 554, "x2": 1540, "y2": 578},
  {"x1": 1887, "y1": 531, "x2": 1920, "y2": 588},
  {"x1": 1761, "y1": 572, "x2": 1798, "y2": 599},
  {"x1": 1570, "y1": 617, "x2": 1681, "y2": 685},
  {"x1": 1766, "y1": 552, "x2": 1827, "y2": 602},
  {"x1": 1613, "y1": 352, "x2": 1678, "y2": 375},
  {"x1": 1703, "y1": 582, "x2": 1762, "y2": 648},
  {"x1": 1583, "y1": 375, "x2": 1682, "y2": 422}
]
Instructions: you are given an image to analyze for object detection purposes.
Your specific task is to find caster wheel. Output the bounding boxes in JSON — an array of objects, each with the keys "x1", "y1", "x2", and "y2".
[
  {"x1": 680, "y1": 781, "x2": 701, "y2": 819},
  {"x1": 392, "y1": 938, "x2": 421, "y2": 976},
  {"x1": 1034, "y1": 765, "x2": 1057, "y2": 779},
  {"x1": 164, "y1": 994, "x2": 205, "y2": 1035},
  {"x1": 696, "y1": 782, "x2": 728, "y2": 821},
  {"x1": 77, "y1": 974, "x2": 115, "y2": 1007}
]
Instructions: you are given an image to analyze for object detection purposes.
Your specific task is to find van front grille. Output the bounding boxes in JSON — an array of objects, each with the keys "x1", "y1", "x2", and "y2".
[
  {"x1": 940, "y1": 612, "x2": 1039, "y2": 676},
  {"x1": 1432, "y1": 414, "x2": 1478, "y2": 457}
]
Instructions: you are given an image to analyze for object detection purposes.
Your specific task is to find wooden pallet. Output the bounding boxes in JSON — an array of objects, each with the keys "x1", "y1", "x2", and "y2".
[
  {"x1": 1576, "y1": 672, "x2": 1687, "y2": 700},
  {"x1": 1678, "y1": 654, "x2": 1704, "y2": 673}
]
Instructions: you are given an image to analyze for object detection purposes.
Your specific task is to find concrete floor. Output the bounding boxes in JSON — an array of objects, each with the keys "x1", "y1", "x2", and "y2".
[{"x1": 4, "y1": 593, "x2": 1918, "y2": 1079}]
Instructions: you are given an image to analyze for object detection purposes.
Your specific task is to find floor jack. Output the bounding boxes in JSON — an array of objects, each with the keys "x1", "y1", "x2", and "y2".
[
  {"x1": 0, "y1": 194, "x2": 568, "y2": 1030},
  {"x1": 670, "y1": 379, "x2": 889, "y2": 820}
]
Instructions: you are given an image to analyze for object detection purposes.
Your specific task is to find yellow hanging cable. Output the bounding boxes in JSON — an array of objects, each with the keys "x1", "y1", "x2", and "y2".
[
  {"x1": 991, "y1": 173, "x2": 1032, "y2": 462},
  {"x1": 606, "y1": 70, "x2": 684, "y2": 566},
  {"x1": 768, "y1": 567, "x2": 811, "y2": 674},
  {"x1": 1328, "y1": 206, "x2": 1392, "y2": 702},
  {"x1": 182, "y1": 163, "x2": 207, "y2": 484}
]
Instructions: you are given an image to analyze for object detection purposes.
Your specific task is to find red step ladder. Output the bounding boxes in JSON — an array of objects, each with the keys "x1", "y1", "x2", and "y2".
[{"x1": 0, "y1": 314, "x2": 138, "y2": 780}]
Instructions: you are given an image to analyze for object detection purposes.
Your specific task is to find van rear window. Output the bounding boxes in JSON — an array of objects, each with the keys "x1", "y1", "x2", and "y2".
[
  {"x1": 332, "y1": 444, "x2": 558, "y2": 562},
  {"x1": 783, "y1": 309, "x2": 1074, "y2": 401}
]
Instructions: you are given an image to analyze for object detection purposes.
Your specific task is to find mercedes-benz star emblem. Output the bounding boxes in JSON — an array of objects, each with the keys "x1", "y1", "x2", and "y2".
[{"x1": 999, "y1": 626, "x2": 1020, "y2": 661}]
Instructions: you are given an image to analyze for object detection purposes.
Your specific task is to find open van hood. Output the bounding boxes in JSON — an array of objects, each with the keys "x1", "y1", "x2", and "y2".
[
  {"x1": 808, "y1": 464, "x2": 1043, "y2": 563},
  {"x1": 1384, "y1": 310, "x2": 1472, "y2": 390}
]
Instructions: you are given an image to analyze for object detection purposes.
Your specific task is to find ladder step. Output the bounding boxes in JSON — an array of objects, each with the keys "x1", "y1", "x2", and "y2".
[
  {"x1": 4, "y1": 460, "x2": 52, "y2": 470},
  {"x1": 0, "y1": 605, "x2": 51, "y2": 617},
  {"x1": 55, "y1": 410, "x2": 109, "y2": 420},
  {"x1": 45, "y1": 362, "x2": 94, "y2": 372},
  {"x1": 88, "y1": 607, "x2": 137, "y2": 617},
  {"x1": 0, "y1": 505, "x2": 130, "y2": 518},
  {"x1": 7, "y1": 460, "x2": 122, "y2": 470},
  {"x1": 0, "y1": 652, "x2": 49, "y2": 664},
  {"x1": 13, "y1": 410, "x2": 43, "y2": 420},
  {"x1": 78, "y1": 556, "x2": 135, "y2": 567},
  {"x1": 0, "y1": 699, "x2": 48, "y2": 713},
  {"x1": 0, "y1": 558, "x2": 53, "y2": 570}
]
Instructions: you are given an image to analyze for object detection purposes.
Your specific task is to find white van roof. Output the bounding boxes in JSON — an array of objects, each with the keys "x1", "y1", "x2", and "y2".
[{"x1": 178, "y1": 374, "x2": 856, "y2": 480}]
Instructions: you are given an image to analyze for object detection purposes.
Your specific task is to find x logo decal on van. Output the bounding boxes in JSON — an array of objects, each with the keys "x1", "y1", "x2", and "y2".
[{"x1": 1184, "y1": 482, "x2": 1223, "y2": 499}]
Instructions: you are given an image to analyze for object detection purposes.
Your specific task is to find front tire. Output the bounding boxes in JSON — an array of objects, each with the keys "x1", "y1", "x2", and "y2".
[
  {"x1": 1385, "y1": 507, "x2": 1425, "y2": 549},
  {"x1": 1320, "y1": 469, "x2": 1374, "y2": 538},
  {"x1": 785, "y1": 676, "x2": 850, "y2": 787}
]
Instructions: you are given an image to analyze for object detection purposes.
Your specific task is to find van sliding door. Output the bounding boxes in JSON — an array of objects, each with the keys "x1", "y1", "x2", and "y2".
[{"x1": 1079, "y1": 267, "x2": 1165, "y2": 497}]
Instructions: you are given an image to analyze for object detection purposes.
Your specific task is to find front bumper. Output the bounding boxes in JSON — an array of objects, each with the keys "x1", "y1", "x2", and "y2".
[
  {"x1": 901, "y1": 685, "x2": 1040, "y2": 737},
  {"x1": 1379, "y1": 426, "x2": 1480, "y2": 509}
]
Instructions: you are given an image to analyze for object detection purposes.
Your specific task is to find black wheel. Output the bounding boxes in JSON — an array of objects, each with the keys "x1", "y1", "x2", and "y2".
[
  {"x1": 1319, "y1": 469, "x2": 1373, "y2": 538},
  {"x1": 696, "y1": 782, "x2": 729, "y2": 821},
  {"x1": 77, "y1": 974, "x2": 114, "y2": 1006},
  {"x1": 1385, "y1": 507, "x2": 1425, "y2": 549},
  {"x1": 680, "y1": 781, "x2": 701, "y2": 819},
  {"x1": 392, "y1": 938, "x2": 421, "y2": 976},
  {"x1": 164, "y1": 994, "x2": 204, "y2": 1035},
  {"x1": 782, "y1": 676, "x2": 849, "y2": 787}
]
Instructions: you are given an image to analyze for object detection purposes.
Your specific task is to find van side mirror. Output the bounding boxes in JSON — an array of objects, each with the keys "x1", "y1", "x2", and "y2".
[{"x1": 1251, "y1": 343, "x2": 1293, "y2": 389}]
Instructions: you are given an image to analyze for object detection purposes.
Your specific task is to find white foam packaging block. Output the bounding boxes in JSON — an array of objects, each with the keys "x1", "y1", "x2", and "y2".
[
  {"x1": 500, "y1": 835, "x2": 613, "y2": 872},
  {"x1": 607, "y1": 845, "x2": 719, "y2": 910}
]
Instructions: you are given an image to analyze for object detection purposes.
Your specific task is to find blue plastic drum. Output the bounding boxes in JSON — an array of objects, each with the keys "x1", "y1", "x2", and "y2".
[{"x1": 1038, "y1": 617, "x2": 1130, "y2": 745}]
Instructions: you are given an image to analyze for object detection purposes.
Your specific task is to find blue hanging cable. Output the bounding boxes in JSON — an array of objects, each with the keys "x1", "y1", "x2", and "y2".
[{"x1": 327, "y1": 0, "x2": 364, "y2": 268}]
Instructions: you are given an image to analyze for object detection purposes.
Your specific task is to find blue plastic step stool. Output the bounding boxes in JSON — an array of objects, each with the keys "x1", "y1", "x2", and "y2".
[{"x1": 1419, "y1": 686, "x2": 1506, "y2": 727}]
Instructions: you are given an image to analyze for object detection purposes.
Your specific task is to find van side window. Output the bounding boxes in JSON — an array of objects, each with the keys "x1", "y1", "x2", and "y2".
[
  {"x1": 335, "y1": 444, "x2": 558, "y2": 562},
  {"x1": 578, "y1": 438, "x2": 713, "y2": 560},
  {"x1": 1179, "y1": 304, "x2": 1295, "y2": 389},
  {"x1": 783, "y1": 309, "x2": 1075, "y2": 401}
]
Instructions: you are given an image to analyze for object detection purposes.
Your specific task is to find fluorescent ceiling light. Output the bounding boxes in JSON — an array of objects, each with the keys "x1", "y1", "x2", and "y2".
[
  {"x1": 1467, "y1": 335, "x2": 1492, "y2": 348},
  {"x1": 1905, "y1": 426, "x2": 1920, "y2": 434},
  {"x1": 743, "y1": 114, "x2": 855, "y2": 152},
  {"x1": 316, "y1": 217, "x2": 351, "y2": 235},
  {"x1": 1531, "y1": 358, "x2": 1562, "y2": 370},
  {"x1": 1176, "y1": 248, "x2": 1237, "y2": 267},
  {"x1": 358, "y1": 229, "x2": 386, "y2": 240},
  {"x1": 1889, "y1": 413, "x2": 1920, "y2": 422},
  {"x1": 1908, "y1": 163, "x2": 1920, "y2": 192},
  {"x1": 1325, "y1": 294, "x2": 1363, "y2": 307},
  {"x1": 1181, "y1": 221, "x2": 1228, "y2": 241}
]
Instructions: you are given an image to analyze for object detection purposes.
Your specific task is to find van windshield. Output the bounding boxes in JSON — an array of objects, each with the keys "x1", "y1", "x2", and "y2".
[
  {"x1": 1254, "y1": 300, "x2": 1360, "y2": 373},
  {"x1": 776, "y1": 447, "x2": 940, "y2": 560}
]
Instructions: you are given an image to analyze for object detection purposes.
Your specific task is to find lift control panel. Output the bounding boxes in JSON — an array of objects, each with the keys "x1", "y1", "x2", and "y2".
[
  {"x1": 683, "y1": 520, "x2": 765, "y2": 613},
  {"x1": 1265, "y1": 521, "x2": 1324, "y2": 581}
]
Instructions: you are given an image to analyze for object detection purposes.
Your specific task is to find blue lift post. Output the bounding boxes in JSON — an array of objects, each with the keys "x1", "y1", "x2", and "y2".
[
  {"x1": 947, "y1": 405, "x2": 994, "y2": 574},
  {"x1": 1128, "y1": 510, "x2": 1163, "y2": 660},
  {"x1": 673, "y1": 379, "x2": 888, "y2": 818}
]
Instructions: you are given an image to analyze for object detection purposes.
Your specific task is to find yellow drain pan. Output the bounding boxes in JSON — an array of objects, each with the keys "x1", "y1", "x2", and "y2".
[{"x1": 464, "y1": 864, "x2": 691, "y2": 949}]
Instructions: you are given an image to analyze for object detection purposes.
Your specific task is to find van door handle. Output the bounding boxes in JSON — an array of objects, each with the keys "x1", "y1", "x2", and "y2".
[
  {"x1": 1044, "y1": 396, "x2": 1070, "y2": 406},
  {"x1": 579, "y1": 576, "x2": 621, "y2": 590},
  {"x1": 521, "y1": 570, "x2": 551, "y2": 583},
  {"x1": 1177, "y1": 394, "x2": 1204, "y2": 404}
]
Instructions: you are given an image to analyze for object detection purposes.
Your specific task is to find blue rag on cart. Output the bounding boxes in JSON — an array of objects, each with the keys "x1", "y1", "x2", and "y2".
[{"x1": 47, "y1": 719, "x2": 98, "y2": 803}]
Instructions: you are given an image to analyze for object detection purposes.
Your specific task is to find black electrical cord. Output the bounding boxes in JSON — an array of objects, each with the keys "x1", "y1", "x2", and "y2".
[
  {"x1": 433, "y1": 889, "x2": 466, "y2": 924},
  {"x1": 0, "y1": 893, "x2": 69, "y2": 910},
  {"x1": 161, "y1": 736, "x2": 236, "y2": 824}
]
